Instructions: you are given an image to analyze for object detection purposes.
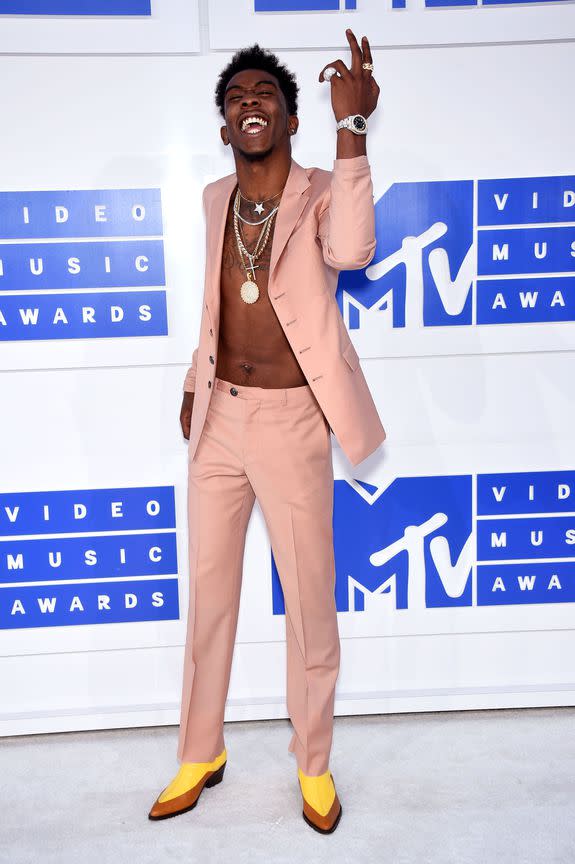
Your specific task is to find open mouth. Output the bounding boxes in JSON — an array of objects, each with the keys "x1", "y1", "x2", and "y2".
[{"x1": 240, "y1": 114, "x2": 269, "y2": 136}]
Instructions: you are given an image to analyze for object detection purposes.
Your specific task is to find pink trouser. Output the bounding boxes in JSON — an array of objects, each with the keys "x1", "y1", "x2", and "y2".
[{"x1": 176, "y1": 374, "x2": 340, "y2": 776}]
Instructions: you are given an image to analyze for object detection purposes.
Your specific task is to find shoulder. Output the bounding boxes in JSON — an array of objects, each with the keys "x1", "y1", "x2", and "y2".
[
  {"x1": 202, "y1": 172, "x2": 236, "y2": 207},
  {"x1": 296, "y1": 164, "x2": 332, "y2": 210},
  {"x1": 303, "y1": 164, "x2": 332, "y2": 192}
]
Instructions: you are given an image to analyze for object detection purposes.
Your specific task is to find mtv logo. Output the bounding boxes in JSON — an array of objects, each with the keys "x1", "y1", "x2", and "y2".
[
  {"x1": 272, "y1": 474, "x2": 473, "y2": 614},
  {"x1": 338, "y1": 174, "x2": 575, "y2": 336},
  {"x1": 255, "y1": 0, "x2": 356, "y2": 11},
  {"x1": 338, "y1": 179, "x2": 474, "y2": 332}
]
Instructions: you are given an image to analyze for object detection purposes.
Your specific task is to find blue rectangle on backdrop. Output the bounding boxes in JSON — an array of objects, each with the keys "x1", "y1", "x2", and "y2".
[
  {"x1": 0, "y1": 290, "x2": 167, "y2": 341},
  {"x1": 0, "y1": 189, "x2": 162, "y2": 239},
  {"x1": 0, "y1": 486, "x2": 176, "y2": 536},
  {"x1": 255, "y1": 1, "x2": 340, "y2": 10},
  {"x1": 0, "y1": 578, "x2": 178, "y2": 630},
  {"x1": 477, "y1": 470, "x2": 575, "y2": 515},
  {"x1": 0, "y1": 240, "x2": 165, "y2": 291},
  {"x1": 483, "y1": 0, "x2": 565, "y2": 4},
  {"x1": 0, "y1": 1, "x2": 151, "y2": 13},
  {"x1": 477, "y1": 515, "x2": 574, "y2": 561},
  {"x1": 477, "y1": 561, "x2": 575, "y2": 605},
  {"x1": 0, "y1": 532, "x2": 178, "y2": 585},
  {"x1": 477, "y1": 276, "x2": 575, "y2": 324},
  {"x1": 478, "y1": 175, "x2": 575, "y2": 225},
  {"x1": 425, "y1": 0, "x2": 477, "y2": 6},
  {"x1": 477, "y1": 226, "x2": 575, "y2": 276}
]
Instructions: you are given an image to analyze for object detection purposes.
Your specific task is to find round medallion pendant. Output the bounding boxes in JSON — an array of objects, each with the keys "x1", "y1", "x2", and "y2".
[{"x1": 240, "y1": 280, "x2": 259, "y2": 304}]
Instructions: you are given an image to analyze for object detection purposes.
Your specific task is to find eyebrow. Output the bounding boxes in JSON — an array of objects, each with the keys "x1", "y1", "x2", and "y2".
[{"x1": 225, "y1": 79, "x2": 278, "y2": 94}]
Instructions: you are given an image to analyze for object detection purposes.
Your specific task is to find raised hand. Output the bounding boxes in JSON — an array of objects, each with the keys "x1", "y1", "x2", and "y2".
[{"x1": 318, "y1": 29, "x2": 380, "y2": 122}]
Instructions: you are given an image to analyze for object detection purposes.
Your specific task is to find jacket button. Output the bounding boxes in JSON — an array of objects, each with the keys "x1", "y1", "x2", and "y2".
[
  {"x1": 230, "y1": 387, "x2": 238, "y2": 396},
  {"x1": 208, "y1": 381, "x2": 211, "y2": 388},
  {"x1": 209, "y1": 355, "x2": 214, "y2": 364}
]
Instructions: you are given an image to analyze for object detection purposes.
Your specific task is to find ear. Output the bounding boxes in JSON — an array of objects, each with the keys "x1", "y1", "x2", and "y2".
[
  {"x1": 288, "y1": 115, "x2": 299, "y2": 136},
  {"x1": 220, "y1": 125, "x2": 229, "y2": 146}
]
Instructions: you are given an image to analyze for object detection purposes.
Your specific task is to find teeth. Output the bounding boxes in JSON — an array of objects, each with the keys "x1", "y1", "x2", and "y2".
[{"x1": 241, "y1": 115, "x2": 268, "y2": 132}]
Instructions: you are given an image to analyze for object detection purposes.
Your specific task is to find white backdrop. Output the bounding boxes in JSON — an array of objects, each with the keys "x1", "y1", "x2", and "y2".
[
  {"x1": 210, "y1": 0, "x2": 575, "y2": 49},
  {"x1": 1, "y1": 0, "x2": 574, "y2": 739},
  {"x1": 0, "y1": 0, "x2": 201, "y2": 53}
]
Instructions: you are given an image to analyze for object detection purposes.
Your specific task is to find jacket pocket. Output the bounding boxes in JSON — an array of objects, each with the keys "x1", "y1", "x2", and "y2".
[{"x1": 342, "y1": 340, "x2": 360, "y2": 371}]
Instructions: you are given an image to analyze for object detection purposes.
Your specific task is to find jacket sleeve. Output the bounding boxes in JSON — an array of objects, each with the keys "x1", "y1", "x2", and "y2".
[
  {"x1": 182, "y1": 185, "x2": 209, "y2": 394},
  {"x1": 317, "y1": 154, "x2": 377, "y2": 271}
]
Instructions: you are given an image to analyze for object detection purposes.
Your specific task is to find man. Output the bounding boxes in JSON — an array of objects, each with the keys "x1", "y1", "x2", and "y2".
[{"x1": 149, "y1": 30, "x2": 385, "y2": 834}]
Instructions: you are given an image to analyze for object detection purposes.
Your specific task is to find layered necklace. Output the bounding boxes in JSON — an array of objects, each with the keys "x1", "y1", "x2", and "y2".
[{"x1": 233, "y1": 185, "x2": 284, "y2": 304}]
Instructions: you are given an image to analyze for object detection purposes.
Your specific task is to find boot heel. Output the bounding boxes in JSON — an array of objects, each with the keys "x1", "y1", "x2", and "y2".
[{"x1": 205, "y1": 762, "x2": 226, "y2": 787}]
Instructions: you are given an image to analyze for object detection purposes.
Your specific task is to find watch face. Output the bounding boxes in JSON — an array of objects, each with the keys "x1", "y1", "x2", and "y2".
[{"x1": 353, "y1": 115, "x2": 367, "y2": 132}]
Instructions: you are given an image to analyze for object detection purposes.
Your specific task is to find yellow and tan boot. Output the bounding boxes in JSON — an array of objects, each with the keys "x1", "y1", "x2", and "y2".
[
  {"x1": 148, "y1": 748, "x2": 227, "y2": 820},
  {"x1": 297, "y1": 767, "x2": 342, "y2": 834}
]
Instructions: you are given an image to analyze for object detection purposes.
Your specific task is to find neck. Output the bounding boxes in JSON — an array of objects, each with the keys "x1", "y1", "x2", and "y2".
[{"x1": 232, "y1": 142, "x2": 292, "y2": 202}]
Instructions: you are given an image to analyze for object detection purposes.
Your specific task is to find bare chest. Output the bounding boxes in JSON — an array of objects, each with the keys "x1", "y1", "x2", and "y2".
[{"x1": 215, "y1": 199, "x2": 307, "y2": 387}]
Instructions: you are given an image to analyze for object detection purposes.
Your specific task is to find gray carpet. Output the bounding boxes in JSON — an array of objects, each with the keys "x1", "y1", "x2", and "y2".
[{"x1": 1, "y1": 707, "x2": 573, "y2": 864}]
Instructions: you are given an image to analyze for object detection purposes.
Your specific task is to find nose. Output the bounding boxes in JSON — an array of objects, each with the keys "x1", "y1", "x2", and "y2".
[{"x1": 241, "y1": 92, "x2": 260, "y2": 108}]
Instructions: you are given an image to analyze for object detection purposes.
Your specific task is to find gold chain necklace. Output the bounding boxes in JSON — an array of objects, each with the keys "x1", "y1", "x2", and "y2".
[{"x1": 233, "y1": 187, "x2": 279, "y2": 304}]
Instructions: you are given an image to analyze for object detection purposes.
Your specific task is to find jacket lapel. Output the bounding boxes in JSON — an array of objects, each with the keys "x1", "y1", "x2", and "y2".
[
  {"x1": 268, "y1": 158, "x2": 311, "y2": 279},
  {"x1": 206, "y1": 158, "x2": 311, "y2": 322},
  {"x1": 206, "y1": 172, "x2": 237, "y2": 325}
]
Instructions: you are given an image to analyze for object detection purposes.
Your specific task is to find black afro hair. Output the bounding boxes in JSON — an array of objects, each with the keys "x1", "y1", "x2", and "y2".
[{"x1": 214, "y1": 43, "x2": 299, "y2": 119}]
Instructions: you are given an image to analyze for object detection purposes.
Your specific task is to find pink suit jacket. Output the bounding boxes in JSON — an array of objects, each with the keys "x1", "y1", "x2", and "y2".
[{"x1": 183, "y1": 153, "x2": 386, "y2": 467}]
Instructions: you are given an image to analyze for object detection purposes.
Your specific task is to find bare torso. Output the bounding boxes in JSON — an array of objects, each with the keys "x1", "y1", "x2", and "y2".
[{"x1": 215, "y1": 187, "x2": 308, "y2": 389}]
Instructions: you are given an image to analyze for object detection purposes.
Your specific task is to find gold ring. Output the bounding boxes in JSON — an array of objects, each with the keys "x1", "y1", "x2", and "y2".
[{"x1": 362, "y1": 62, "x2": 374, "y2": 71}]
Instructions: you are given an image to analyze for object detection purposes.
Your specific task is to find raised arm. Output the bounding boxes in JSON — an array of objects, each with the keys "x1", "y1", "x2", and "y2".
[
  {"x1": 317, "y1": 29, "x2": 380, "y2": 270},
  {"x1": 317, "y1": 155, "x2": 376, "y2": 270}
]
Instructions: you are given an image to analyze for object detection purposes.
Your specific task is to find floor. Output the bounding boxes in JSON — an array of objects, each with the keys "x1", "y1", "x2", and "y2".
[{"x1": 1, "y1": 707, "x2": 573, "y2": 864}]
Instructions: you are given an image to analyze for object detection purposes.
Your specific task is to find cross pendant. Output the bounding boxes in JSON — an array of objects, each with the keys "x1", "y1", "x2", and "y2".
[{"x1": 246, "y1": 258, "x2": 260, "y2": 280}]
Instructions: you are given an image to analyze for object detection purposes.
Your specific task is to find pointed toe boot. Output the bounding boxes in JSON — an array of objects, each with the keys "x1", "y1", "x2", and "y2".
[
  {"x1": 299, "y1": 770, "x2": 342, "y2": 834},
  {"x1": 148, "y1": 759, "x2": 226, "y2": 821}
]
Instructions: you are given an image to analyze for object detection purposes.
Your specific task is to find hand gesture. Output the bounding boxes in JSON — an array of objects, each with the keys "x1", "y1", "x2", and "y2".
[{"x1": 318, "y1": 29, "x2": 380, "y2": 122}]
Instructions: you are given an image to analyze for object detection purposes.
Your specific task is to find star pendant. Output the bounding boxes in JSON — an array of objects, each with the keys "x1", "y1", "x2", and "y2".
[{"x1": 254, "y1": 202, "x2": 265, "y2": 215}]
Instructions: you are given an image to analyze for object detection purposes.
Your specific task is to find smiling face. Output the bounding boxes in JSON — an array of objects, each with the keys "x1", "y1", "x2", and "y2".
[{"x1": 221, "y1": 68, "x2": 298, "y2": 159}]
